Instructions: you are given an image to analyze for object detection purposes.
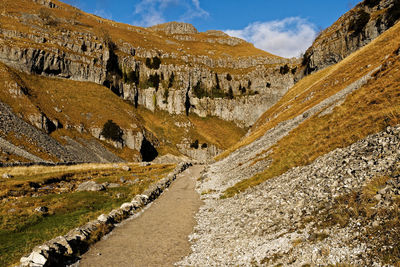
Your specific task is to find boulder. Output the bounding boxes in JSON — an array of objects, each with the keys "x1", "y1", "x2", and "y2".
[
  {"x1": 34, "y1": 206, "x2": 49, "y2": 213},
  {"x1": 2, "y1": 173, "x2": 12, "y2": 179},
  {"x1": 121, "y1": 165, "x2": 131, "y2": 171},
  {"x1": 76, "y1": 181, "x2": 105, "y2": 192}
]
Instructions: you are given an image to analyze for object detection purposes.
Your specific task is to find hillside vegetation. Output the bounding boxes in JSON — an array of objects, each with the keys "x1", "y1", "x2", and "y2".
[
  {"x1": 0, "y1": 163, "x2": 175, "y2": 266},
  {"x1": 219, "y1": 21, "x2": 400, "y2": 197}
]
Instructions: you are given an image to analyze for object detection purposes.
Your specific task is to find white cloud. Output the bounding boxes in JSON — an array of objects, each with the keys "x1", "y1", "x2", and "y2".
[
  {"x1": 133, "y1": 0, "x2": 208, "y2": 27},
  {"x1": 225, "y1": 17, "x2": 317, "y2": 58}
]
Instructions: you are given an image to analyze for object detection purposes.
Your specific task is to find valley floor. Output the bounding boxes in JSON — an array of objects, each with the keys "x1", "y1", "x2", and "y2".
[{"x1": 77, "y1": 165, "x2": 204, "y2": 267}]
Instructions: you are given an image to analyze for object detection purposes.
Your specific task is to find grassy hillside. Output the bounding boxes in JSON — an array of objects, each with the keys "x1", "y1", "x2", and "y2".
[
  {"x1": 0, "y1": 61, "x2": 246, "y2": 163},
  {"x1": 0, "y1": 0, "x2": 277, "y2": 70},
  {"x1": 222, "y1": 21, "x2": 400, "y2": 197},
  {"x1": 0, "y1": 163, "x2": 175, "y2": 266},
  {"x1": 136, "y1": 107, "x2": 247, "y2": 156}
]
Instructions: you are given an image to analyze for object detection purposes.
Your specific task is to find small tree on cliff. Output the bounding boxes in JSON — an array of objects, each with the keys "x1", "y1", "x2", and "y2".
[{"x1": 101, "y1": 120, "x2": 123, "y2": 142}]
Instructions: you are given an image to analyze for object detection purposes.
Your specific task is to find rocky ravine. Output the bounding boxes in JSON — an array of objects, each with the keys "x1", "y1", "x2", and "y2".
[
  {"x1": 179, "y1": 125, "x2": 400, "y2": 266},
  {"x1": 0, "y1": 0, "x2": 296, "y2": 128}
]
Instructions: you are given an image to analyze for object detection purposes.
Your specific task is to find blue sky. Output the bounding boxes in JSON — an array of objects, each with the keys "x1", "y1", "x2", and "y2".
[{"x1": 62, "y1": 0, "x2": 362, "y2": 58}]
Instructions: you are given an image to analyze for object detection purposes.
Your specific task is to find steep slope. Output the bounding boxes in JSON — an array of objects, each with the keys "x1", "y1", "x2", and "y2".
[
  {"x1": 183, "y1": 10, "x2": 400, "y2": 266},
  {"x1": 0, "y1": 0, "x2": 296, "y2": 128},
  {"x1": 301, "y1": 0, "x2": 400, "y2": 76},
  {"x1": 0, "y1": 60, "x2": 245, "y2": 164},
  {"x1": 0, "y1": 0, "x2": 258, "y2": 164}
]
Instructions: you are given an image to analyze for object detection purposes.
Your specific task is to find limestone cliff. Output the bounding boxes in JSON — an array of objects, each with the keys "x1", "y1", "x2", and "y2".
[
  {"x1": 0, "y1": 0, "x2": 296, "y2": 129},
  {"x1": 301, "y1": 0, "x2": 400, "y2": 76}
]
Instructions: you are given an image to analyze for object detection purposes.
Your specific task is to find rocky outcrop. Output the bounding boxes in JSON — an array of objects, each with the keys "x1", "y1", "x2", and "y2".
[
  {"x1": 75, "y1": 181, "x2": 105, "y2": 192},
  {"x1": 0, "y1": 101, "x2": 78, "y2": 162},
  {"x1": 125, "y1": 60, "x2": 295, "y2": 127},
  {"x1": 149, "y1": 22, "x2": 198, "y2": 35},
  {"x1": 301, "y1": 0, "x2": 400, "y2": 76},
  {"x1": 0, "y1": 28, "x2": 109, "y2": 83},
  {"x1": 18, "y1": 162, "x2": 191, "y2": 267},
  {"x1": 180, "y1": 125, "x2": 400, "y2": 266},
  {"x1": 0, "y1": 4, "x2": 297, "y2": 131},
  {"x1": 0, "y1": 136, "x2": 45, "y2": 162},
  {"x1": 177, "y1": 143, "x2": 222, "y2": 163},
  {"x1": 0, "y1": 101, "x2": 125, "y2": 163},
  {"x1": 198, "y1": 68, "x2": 378, "y2": 193}
]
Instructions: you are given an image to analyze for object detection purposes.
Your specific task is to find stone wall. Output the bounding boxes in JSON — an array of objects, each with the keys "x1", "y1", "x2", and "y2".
[{"x1": 18, "y1": 162, "x2": 191, "y2": 267}]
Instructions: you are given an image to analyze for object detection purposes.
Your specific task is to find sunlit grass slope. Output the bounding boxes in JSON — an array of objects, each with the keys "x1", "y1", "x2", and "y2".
[{"x1": 222, "y1": 22, "x2": 400, "y2": 197}]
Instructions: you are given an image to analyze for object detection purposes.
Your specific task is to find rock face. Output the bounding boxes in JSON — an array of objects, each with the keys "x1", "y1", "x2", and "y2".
[
  {"x1": 177, "y1": 143, "x2": 222, "y2": 162},
  {"x1": 180, "y1": 126, "x2": 400, "y2": 266},
  {"x1": 0, "y1": 1, "x2": 297, "y2": 130},
  {"x1": 0, "y1": 28, "x2": 108, "y2": 84},
  {"x1": 301, "y1": 0, "x2": 400, "y2": 75},
  {"x1": 124, "y1": 60, "x2": 295, "y2": 127},
  {"x1": 149, "y1": 22, "x2": 199, "y2": 35}
]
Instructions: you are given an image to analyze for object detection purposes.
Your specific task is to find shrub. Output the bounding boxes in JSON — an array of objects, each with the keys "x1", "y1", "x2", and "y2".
[
  {"x1": 247, "y1": 80, "x2": 252, "y2": 89},
  {"x1": 101, "y1": 120, "x2": 123, "y2": 142},
  {"x1": 211, "y1": 87, "x2": 226, "y2": 98},
  {"x1": 145, "y1": 58, "x2": 152, "y2": 68},
  {"x1": 201, "y1": 143, "x2": 208, "y2": 149},
  {"x1": 39, "y1": 8, "x2": 51, "y2": 21},
  {"x1": 226, "y1": 73, "x2": 232, "y2": 81},
  {"x1": 39, "y1": 8, "x2": 58, "y2": 26},
  {"x1": 193, "y1": 81, "x2": 207, "y2": 98},
  {"x1": 280, "y1": 64, "x2": 290, "y2": 75},
  {"x1": 152, "y1": 56, "x2": 161, "y2": 69},
  {"x1": 266, "y1": 82, "x2": 271, "y2": 88},
  {"x1": 126, "y1": 69, "x2": 139, "y2": 85},
  {"x1": 145, "y1": 57, "x2": 162, "y2": 69},
  {"x1": 148, "y1": 73, "x2": 160, "y2": 91},
  {"x1": 99, "y1": 28, "x2": 116, "y2": 50},
  {"x1": 190, "y1": 140, "x2": 199, "y2": 149}
]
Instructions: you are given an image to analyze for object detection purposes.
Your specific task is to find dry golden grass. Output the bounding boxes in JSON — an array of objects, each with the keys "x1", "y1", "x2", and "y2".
[
  {"x1": 0, "y1": 163, "x2": 175, "y2": 266},
  {"x1": 0, "y1": 61, "x2": 144, "y2": 162},
  {"x1": 135, "y1": 107, "x2": 246, "y2": 155},
  {"x1": 0, "y1": 0, "x2": 278, "y2": 75},
  {"x1": 0, "y1": 162, "x2": 139, "y2": 177},
  {"x1": 218, "y1": 22, "x2": 400, "y2": 161},
  {"x1": 19, "y1": 71, "x2": 141, "y2": 130},
  {"x1": 222, "y1": 22, "x2": 400, "y2": 197}
]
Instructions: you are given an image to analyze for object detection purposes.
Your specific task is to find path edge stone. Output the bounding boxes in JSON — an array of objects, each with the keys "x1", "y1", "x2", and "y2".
[{"x1": 18, "y1": 162, "x2": 192, "y2": 267}]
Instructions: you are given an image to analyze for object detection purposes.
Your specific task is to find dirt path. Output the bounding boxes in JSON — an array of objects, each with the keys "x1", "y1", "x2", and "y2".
[{"x1": 78, "y1": 165, "x2": 204, "y2": 267}]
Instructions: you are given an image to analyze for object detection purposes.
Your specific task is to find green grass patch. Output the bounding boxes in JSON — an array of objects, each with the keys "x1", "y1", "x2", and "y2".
[{"x1": 0, "y1": 163, "x2": 175, "y2": 266}]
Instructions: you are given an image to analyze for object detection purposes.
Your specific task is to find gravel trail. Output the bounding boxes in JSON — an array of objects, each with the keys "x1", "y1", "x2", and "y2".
[{"x1": 78, "y1": 165, "x2": 204, "y2": 267}]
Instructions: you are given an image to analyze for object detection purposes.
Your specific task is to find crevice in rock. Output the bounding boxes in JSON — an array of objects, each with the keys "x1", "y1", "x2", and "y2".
[
  {"x1": 185, "y1": 80, "x2": 191, "y2": 116},
  {"x1": 140, "y1": 137, "x2": 158, "y2": 162},
  {"x1": 104, "y1": 45, "x2": 123, "y2": 97},
  {"x1": 43, "y1": 67, "x2": 61, "y2": 76}
]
